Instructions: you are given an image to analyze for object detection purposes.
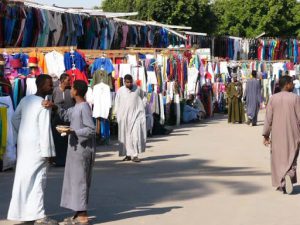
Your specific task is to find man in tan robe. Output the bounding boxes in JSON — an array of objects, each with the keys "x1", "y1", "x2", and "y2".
[{"x1": 263, "y1": 75, "x2": 300, "y2": 194}]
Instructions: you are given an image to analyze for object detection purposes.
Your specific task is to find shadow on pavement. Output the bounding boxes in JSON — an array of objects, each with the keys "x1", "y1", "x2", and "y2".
[
  {"x1": 0, "y1": 113, "x2": 268, "y2": 224},
  {"x1": 52, "y1": 157, "x2": 266, "y2": 223}
]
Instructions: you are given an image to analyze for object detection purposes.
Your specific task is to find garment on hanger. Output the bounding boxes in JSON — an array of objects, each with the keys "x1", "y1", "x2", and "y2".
[
  {"x1": 91, "y1": 58, "x2": 114, "y2": 75},
  {"x1": 92, "y1": 82, "x2": 111, "y2": 119},
  {"x1": 45, "y1": 50, "x2": 65, "y2": 80},
  {"x1": 0, "y1": 96, "x2": 16, "y2": 170}
]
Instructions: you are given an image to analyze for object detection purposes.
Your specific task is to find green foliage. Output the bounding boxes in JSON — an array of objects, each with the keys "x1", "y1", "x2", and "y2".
[{"x1": 100, "y1": 0, "x2": 300, "y2": 38}]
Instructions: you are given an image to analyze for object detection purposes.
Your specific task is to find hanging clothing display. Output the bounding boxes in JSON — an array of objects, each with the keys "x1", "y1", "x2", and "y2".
[
  {"x1": 92, "y1": 82, "x2": 112, "y2": 119},
  {"x1": 45, "y1": 50, "x2": 65, "y2": 79}
]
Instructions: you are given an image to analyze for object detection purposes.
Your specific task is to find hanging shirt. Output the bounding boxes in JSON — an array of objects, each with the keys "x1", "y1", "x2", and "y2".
[
  {"x1": 147, "y1": 71, "x2": 158, "y2": 85},
  {"x1": 66, "y1": 69, "x2": 88, "y2": 85},
  {"x1": 187, "y1": 67, "x2": 199, "y2": 94},
  {"x1": 64, "y1": 51, "x2": 86, "y2": 72},
  {"x1": 92, "y1": 82, "x2": 111, "y2": 119},
  {"x1": 119, "y1": 64, "x2": 132, "y2": 78},
  {"x1": 45, "y1": 50, "x2": 65, "y2": 80},
  {"x1": 272, "y1": 63, "x2": 285, "y2": 78},
  {"x1": 92, "y1": 69, "x2": 113, "y2": 89},
  {"x1": 53, "y1": 12, "x2": 63, "y2": 46},
  {"x1": 91, "y1": 58, "x2": 114, "y2": 75}
]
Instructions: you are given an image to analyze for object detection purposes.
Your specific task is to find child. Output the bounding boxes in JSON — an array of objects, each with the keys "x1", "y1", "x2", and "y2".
[{"x1": 43, "y1": 80, "x2": 95, "y2": 225}]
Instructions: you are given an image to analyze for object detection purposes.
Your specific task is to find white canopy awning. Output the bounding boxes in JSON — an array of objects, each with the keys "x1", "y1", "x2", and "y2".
[
  {"x1": 113, "y1": 18, "x2": 146, "y2": 26},
  {"x1": 185, "y1": 31, "x2": 207, "y2": 36},
  {"x1": 23, "y1": 1, "x2": 138, "y2": 17},
  {"x1": 141, "y1": 21, "x2": 192, "y2": 30}
]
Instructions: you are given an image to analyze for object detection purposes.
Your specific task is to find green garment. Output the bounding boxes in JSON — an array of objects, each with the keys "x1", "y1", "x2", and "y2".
[
  {"x1": 227, "y1": 81, "x2": 245, "y2": 123},
  {"x1": 0, "y1": 107, "x2": 7, "y2": 160}
]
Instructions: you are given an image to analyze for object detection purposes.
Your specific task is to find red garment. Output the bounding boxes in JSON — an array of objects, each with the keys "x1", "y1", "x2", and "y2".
[
  {"x1": 257, "y1": 41, "x2": 263, "y2": 60},
  {"x1": 274, "y1": 40, "x2": 280, "y2": 60},
  {"x1": 115, "y1": 58, "x2": 124, "y2": 65},
  {"x1": 205, "y1": 72, "x2": 212, "y2": 80},
  {"x1": 286, "y1": 62, "x2": 294, "y2": 71},
  {"x1": 66, "y1": 69, "x2": 88, "y2": 85},
  {"x1": 177, "y1": 58, "x2": 182, "y2": 85}
]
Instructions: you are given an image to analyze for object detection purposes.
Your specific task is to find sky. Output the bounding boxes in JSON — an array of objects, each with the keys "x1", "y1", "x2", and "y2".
[{"x1": 35, "y1": 0, "x2": 102, "y2": 9}]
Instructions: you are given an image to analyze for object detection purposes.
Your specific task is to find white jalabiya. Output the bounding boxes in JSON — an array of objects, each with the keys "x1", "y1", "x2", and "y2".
[
  {"x1": 92, "y1": 83, "x2": 112, "y2": 119},
  {"x1": 7, "y1": 95, "x2": 55, "y2": 222},
  {"x1": 45, "y1": 50, "x2": 65, "y2": 80}
]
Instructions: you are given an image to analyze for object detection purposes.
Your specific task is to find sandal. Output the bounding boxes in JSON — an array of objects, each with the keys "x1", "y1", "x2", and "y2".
[
  {"x1": 122, "y1": 156, "x2": 131, "y2": 161},
  {"x1": 64, "y1": 217, "x2": 90, "y2": 225},
  {"x1": 132, "y1": 157, "x2": 141, "y2": 163},
  {"x1": 34, "y1": 217, "x2": 59, "y2": 225},
  {"x1": 64, "y1": 217, "x2": 75, "y2": 223}
]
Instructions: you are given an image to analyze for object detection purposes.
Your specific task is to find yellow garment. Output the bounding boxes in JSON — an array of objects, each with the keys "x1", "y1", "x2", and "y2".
[
  {"x1": 29, "y1": 51, "x2": 48, "y2": 74},
  {"x1": 0, "y1": 107, "x2": 7, "y2": 160}
]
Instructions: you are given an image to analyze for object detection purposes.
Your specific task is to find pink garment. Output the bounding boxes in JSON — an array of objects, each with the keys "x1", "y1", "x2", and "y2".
[
  {"x1": 114, "y1": 64, "x2": 119, "y2": 78},
  {"x1": 121, "y1": 25, "x2": 129, "y2": 48}
]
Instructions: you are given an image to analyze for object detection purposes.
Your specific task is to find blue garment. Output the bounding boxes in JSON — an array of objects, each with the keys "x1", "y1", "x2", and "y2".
[
  {"x1": 160, "y1": 28, "x2": 169, "y2": 48},
  {"x1": 140, "y1": 26, "x2": 147, "y2": 47},
  {"x1": 13, "y1": 79, "x2": 19, "y2": 109},
  {"x1": 166, "y1": 59, "x2": 170, "y2": 78},
  {"x1": 100, "y1": 19, "x2": 108, "y2": 50},
  {"x1": 183, "y1": 60, "x2": 188, "y2": 82},
  {"x1": 148, "y1": 84, "x2": 153, "y2": 93},
  {"x1": 148, "y1": 26, "x2": 154, "y2": 46},
  {"x1": 22, "y1": 8, "x2": 34, "y2": 47},
  {"x1": 129, "y1": 26, "x2": 138, "y2": 46},
  {"x1": 91, "y1": 58, "x2": 114, "y2": 74},
  {"x1": 64, "y1": 51, "x2": 86, "y2": 72},
  {"x1": 13, "y1": 53, "x2": 29, "y2": 75},
  {"x1": 5, "y1": 6, "x2": 17, "y2": 46},
  {"x1": 294, "y1": 39, "x2": 299, "y2": 64},
  {"x1": 100, "y1": 119, "x2": 110, "y2": 140},
  {"x1": 262, "y1": 72, "x2": 268, "y2": 79},
  {"x1": 146, "y1": 59, "x2": 156, "y2": 72},
  {"x1": 138, "y1": 53, "x2": 146, "y2": 60}
]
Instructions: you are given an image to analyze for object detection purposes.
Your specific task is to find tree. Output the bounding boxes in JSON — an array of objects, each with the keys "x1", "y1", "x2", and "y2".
[
  {"x1": 212, "y1": 0, "x2": 300, "y2": 37},
  {"x1": 101, "y1": 0, "x2": 214, "y2": 33},
  {"x1": 100, "y1": 0, "x2": 300, "y2": 38}
]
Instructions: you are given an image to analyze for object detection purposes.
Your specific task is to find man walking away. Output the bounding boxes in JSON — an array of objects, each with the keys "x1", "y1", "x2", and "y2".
[
  {"x1": 263, "y1": 75, "x2": 300, "y2": 194},
  {"x1": 7, "y1": 75, "x2": 58, "y2": 225},
  {"x1": 244, "y1": 70, "x2": 261, "y2": 126},
  {"x1": 115, "y1": 74, "x2": 147, "y2": 163}
]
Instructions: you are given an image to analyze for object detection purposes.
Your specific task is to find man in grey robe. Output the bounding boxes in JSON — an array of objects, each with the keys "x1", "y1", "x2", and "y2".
[
  {"x1": 244, "y1": 70, "x2": 261, "y2": 126},
  {"x1": 263, "y1": 75, "x2": 300, "y2": 194},
  {"x1": 52, "y1": 73, "x2": 75, "y2": 166},
  {"x1": 43, "y1": 80, "x2": 95, "y2": 224},
  {"x1": 115, "y1": 74, "x2": 146, "y2": 163}
]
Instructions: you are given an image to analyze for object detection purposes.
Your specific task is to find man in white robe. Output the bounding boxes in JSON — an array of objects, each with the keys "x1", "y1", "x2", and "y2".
[
  {"x1": 7, "y1": 75, "x2": 58, "y2": 225},
  {"x1": 115, "y1": 74, "x2": 146, "y2": 163}
]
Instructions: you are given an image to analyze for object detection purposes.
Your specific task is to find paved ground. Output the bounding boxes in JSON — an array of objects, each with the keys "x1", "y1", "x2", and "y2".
[{"x1": 1, "y1": 112, "x2": 300, "y2": 225}]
